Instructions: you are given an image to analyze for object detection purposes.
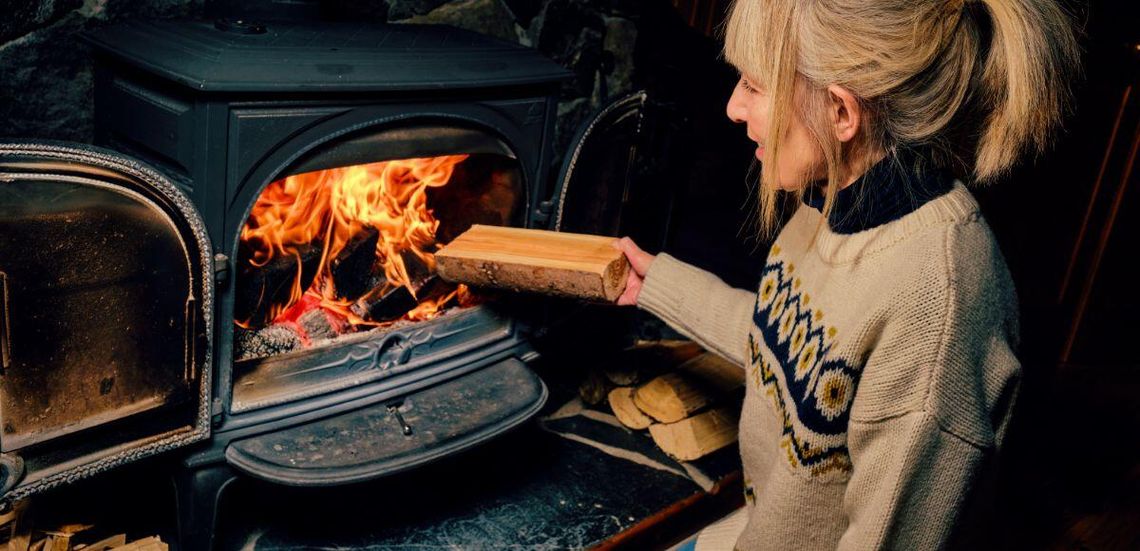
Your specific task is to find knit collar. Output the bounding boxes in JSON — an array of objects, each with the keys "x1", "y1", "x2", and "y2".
[{"x1": 801, "y1": 148, "x2": 956, "y2": 234}]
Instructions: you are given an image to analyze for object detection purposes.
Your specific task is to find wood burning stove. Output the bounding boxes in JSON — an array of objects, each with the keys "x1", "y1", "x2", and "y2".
[{"x1": 0, "y1": 17, "x2": 655, "y2": 551}]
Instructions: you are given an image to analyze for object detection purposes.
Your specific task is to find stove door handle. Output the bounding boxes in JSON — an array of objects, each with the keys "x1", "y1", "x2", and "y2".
[{"x1": 0, "y1": 271, "x2": 9, "y2": 374}]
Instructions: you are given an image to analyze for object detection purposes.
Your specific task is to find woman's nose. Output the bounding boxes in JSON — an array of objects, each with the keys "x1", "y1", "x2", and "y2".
[{"x1": 726, "y1": 86, "x2": 747, "y2": 124}]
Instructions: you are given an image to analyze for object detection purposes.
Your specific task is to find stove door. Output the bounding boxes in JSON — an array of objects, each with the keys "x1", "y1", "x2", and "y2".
[
  {"x1": 0, "y1": 142, "x2": 213, "y2": 503},
  {"x1": 550, "y1": 91, "x2": 648, "y2": 236}
]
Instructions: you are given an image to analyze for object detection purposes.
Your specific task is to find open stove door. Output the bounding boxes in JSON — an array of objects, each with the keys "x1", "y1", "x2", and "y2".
[
  {"x1": 0, "y1": 142, "x2": 213, "y2": 504},
  {"x1": 548, "y1": 91, "x2": 672, "y2": 246}
]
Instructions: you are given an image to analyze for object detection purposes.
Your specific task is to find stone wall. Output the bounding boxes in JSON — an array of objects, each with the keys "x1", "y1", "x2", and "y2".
[{"x1": 0, "y1": 0, "x2": 700, "y2": 155}]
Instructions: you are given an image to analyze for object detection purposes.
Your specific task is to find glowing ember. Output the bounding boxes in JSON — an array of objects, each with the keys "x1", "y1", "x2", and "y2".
[{"x1": 238, "y1": 155, "x2": 473, "y2": 329}]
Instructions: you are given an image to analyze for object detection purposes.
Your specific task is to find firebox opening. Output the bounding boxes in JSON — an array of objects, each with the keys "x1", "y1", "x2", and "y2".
[{"x1": 230, "y1": 128, "x2": 524, "y2": 411}]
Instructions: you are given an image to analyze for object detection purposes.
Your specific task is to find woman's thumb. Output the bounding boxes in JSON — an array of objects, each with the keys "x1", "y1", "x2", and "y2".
[{"x1": 616, "y1": 237, "x2": 653, "y2": 276}]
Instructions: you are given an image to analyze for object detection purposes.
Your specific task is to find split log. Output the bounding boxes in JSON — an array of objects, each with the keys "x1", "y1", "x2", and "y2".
[
  {"x1": 434, "y1": 225, "x2": 629, "y2": 302},
  {"x1": 607, "y1": 387, "x2": 653, "y2": 429},
  {"x1": 603, "y1": 340, "x2": 704, "y2": 386},
  {"x1": 676, "y1": 353, "x2": 745, "y2": 394},
  {"x1": 577, "y1": 370, "x2": 614, "y2": 407},
  {"x1": 108, "y1": 536, "x2": 166, "y2": 551},
  {"x1": 648, "y1": 407, "x2": 739, "y2": 461},
  {"x1": 73, "y1": 534, "x2": 126, "y2": 551},
  {"x1": 633, "y1": 373, "x2": 714, "y2": 424}
]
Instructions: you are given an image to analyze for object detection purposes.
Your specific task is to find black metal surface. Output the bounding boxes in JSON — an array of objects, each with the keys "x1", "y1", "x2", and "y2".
[
  {"x1": 85, "y1": 20, "x2": 570, "y2": 93},
  {"x1": 225, "y1": 357, "x2": 546, "y2": 485},
  {"x1": 0, "y1": 141, "x2": 214, "y2": 502},
  {"x1": 288, "y1": 124, "x2": 517, "y2": 176},
  {"x1": 231, "y1": 307, "x2": 514, "y2": 413},
  {"x1": 553, "y1": 90, "x2": 647, "y2": 236},
  {"x1": 0, "y1": 179, "x2": 194, "y2": 451}
]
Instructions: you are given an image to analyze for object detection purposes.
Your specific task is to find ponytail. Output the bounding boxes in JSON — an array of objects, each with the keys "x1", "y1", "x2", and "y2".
[{"x1": 972, "y1": 0, "x2": 1079, "y2": 180}]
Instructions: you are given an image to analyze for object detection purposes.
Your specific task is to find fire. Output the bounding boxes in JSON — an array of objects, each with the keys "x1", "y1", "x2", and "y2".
[{"x1": 238, "y1": 155, "x2": 471, "y2": 329}]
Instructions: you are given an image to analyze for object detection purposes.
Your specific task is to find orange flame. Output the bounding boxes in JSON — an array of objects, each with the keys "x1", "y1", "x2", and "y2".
[{"x1": 239, "y1": 155, "x2": 470, "y2": 328}]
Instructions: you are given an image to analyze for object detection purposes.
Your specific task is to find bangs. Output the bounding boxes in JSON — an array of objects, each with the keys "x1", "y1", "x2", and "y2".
[{"x1": 723, "y1": 0, "x2": 795, "y2": 88}]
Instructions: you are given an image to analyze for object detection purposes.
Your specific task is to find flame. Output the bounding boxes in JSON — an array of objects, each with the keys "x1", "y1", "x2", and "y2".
[{"x1": 239, "y1": 155, "x2": 471, "y2": 328}]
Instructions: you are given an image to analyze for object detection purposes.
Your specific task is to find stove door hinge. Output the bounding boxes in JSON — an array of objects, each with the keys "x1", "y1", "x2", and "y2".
[
  {"x1": 211, "y1": 398, "x2": 225, "y2": 427},
  {"x1": 213, "y1": 253, "x2": 230, "y2": 288},
  {"x1": 534, "y1": 200, "x2": 555, "y2": 226}
]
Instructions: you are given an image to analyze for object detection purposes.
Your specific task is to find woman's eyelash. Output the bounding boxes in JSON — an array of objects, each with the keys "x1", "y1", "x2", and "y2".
[{"x1": 740, "y1": 79, "x2": 757, "y2": 93}]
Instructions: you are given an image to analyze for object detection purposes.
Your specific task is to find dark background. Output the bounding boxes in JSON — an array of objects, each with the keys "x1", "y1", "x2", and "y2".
[{"x1": 2, "y1": 0, "x2": 1139, "y2": 548}]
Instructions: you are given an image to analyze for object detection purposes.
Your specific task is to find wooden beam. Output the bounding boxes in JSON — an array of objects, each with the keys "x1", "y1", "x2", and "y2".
[{"x1": 435, "y1": 225, "x2": 629, "y2": 302}]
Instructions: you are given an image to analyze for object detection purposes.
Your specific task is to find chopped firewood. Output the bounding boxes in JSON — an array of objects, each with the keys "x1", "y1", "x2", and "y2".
[
  {"x1": 39, "y1": 524, "x2": 92, "y2": 551},
  {"x1": 608, "y1": 387, "x2": 653, "y2": 430},
  {"x1": 107, "y1": 536, "x2": 165, "y2": 551},
  {"x1": 435, "y1": 225, "x2": 629, "y2": 302},
  {"x1": 577, "y1": 370, "x2": 614, "y2": 407},
  {"x1": 73, "y1": 534, "x2": 125, "y2": 551},
  {"x1": 330, "y1": 227, "x2": 380, "y2": 300},
  {"x1": 602, "y1": 340, "x2": 704, "y2": 386},
  {"x1": 235, "y1": 242, "x2": 324, "y2": 328},
  {"x1": 7, "y1": 499, "x2": 33, "y2": 551},
  {"x1": 633, "y1": 373, "x2": 715, "y2": 424},
  {"x1": 676, "y1": 353, "x2": 745, "y2": 394},
  {"x1": 648, "y1": 407, "x2": 739, "y2": 461}
]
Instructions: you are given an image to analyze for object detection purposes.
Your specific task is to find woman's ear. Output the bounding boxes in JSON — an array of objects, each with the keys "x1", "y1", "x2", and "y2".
[{"x1": 827, "y1": 84, "x2": 862, "y2": 143}]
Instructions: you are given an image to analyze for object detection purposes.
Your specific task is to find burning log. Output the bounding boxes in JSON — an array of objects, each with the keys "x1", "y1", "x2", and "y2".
[
  {"x1": 234, "y1": 323, "x2": 304, "y2": 361},
  {"x1": 330, "y1": 227, "x2": 380, "y2": 300},
  {"x1": 298, "y1": 308, "x2": 351, "y2": 342},
  {"x1": 349, "y1": 250, "x2": 448, "y2": 322},
  {"x1": 434, "y1": 225, "x2": 630, "y2": 302},
  {"x1": 234, "y1": 242, "x2": 323, "y2": 328}
]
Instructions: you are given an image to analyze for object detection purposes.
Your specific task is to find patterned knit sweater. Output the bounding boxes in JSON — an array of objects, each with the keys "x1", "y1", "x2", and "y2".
[{"x1": 637, "y1": 154, "x2": 1021, "y2": 549}]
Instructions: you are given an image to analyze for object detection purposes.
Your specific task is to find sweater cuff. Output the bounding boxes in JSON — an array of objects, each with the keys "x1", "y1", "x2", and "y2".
[
  {"x1": 637, "y1": 253, "x2": 696, "y2": 322},
  {"x1": 637, "y1": 253, "x2": 753, "y2": 366}
]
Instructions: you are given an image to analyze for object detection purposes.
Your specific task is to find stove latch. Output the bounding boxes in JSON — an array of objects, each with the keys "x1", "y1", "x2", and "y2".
[
  {"x1": 213, "y1": 253, "x2": 230, "y2": 288},
  {"x1": 387, "y1": 403, "x2": 414, "y2": 436}
]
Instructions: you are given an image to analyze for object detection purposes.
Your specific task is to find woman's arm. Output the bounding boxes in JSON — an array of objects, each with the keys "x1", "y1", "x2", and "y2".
[{"x1": 616, "y1": 238, "x2": 755, "y2": 367}]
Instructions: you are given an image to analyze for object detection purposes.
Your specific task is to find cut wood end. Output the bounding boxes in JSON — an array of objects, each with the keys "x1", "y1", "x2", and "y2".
[
  {"x1": 608, "y1": 387, "x2": 653, "y2": 429},
  {"x1": 633, "y1": 372, "x2": 710, "y2": 424},
  {"x1": 434, "y1": 225, "x2": 629, "y2": 302}
]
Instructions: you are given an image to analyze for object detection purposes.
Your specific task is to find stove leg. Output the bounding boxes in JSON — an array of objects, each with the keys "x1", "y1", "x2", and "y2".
[{"x1": 172, "y1": 463, "x2": 238, "y2": 551}]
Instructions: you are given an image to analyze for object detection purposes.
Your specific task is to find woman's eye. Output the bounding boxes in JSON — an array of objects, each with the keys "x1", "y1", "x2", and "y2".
[{"x1": 739, "y1": 78, "x2": 758, "y2": 94}]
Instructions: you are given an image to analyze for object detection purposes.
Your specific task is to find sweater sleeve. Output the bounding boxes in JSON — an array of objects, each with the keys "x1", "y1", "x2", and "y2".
[
  {"x1": 838, "y1": 412, "x2": 988, "y2": 550},
  {"x1": 838, "y1": 222, "x2": 1022, "y2": 549},
  {"x1": 635, "y1": 253, "x2": 755, "y2": 367}
]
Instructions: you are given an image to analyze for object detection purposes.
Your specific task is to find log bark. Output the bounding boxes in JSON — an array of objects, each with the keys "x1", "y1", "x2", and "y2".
[
  {"x1": 648, "y1": 407, "x2": 739, "y2": 461},
  {"x1": 434, "y1": 225, "x2": 629, "y2": 302}
]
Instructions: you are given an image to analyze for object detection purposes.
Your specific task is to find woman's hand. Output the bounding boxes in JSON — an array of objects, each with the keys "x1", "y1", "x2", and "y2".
[{"x1": 614, "y1": 237, "x2": 655, "y2": 306}]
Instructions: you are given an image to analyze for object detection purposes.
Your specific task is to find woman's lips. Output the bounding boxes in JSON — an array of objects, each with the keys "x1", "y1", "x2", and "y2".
[{"x1": 755, "y1": 144, "x2": 765, "y2": 160}]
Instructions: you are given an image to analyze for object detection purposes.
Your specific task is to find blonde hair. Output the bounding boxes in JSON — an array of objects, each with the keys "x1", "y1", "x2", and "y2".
[{"x1": 724, "y1": 0, "x2": 1080, "y2": 236}]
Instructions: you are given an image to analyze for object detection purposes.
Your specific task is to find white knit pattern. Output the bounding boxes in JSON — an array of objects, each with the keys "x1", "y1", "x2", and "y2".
[{"x1": 638, "y1": 183, "x2": 1020, "y2": 550}]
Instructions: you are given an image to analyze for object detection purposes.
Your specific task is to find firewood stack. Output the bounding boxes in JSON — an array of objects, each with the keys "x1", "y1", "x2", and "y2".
[
  {"x1": 0, "y1": 501, "x2": 167, "y2": 551},
  {"x1": 582, "y1": 341, "x2": 745, "y2": 462}
]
